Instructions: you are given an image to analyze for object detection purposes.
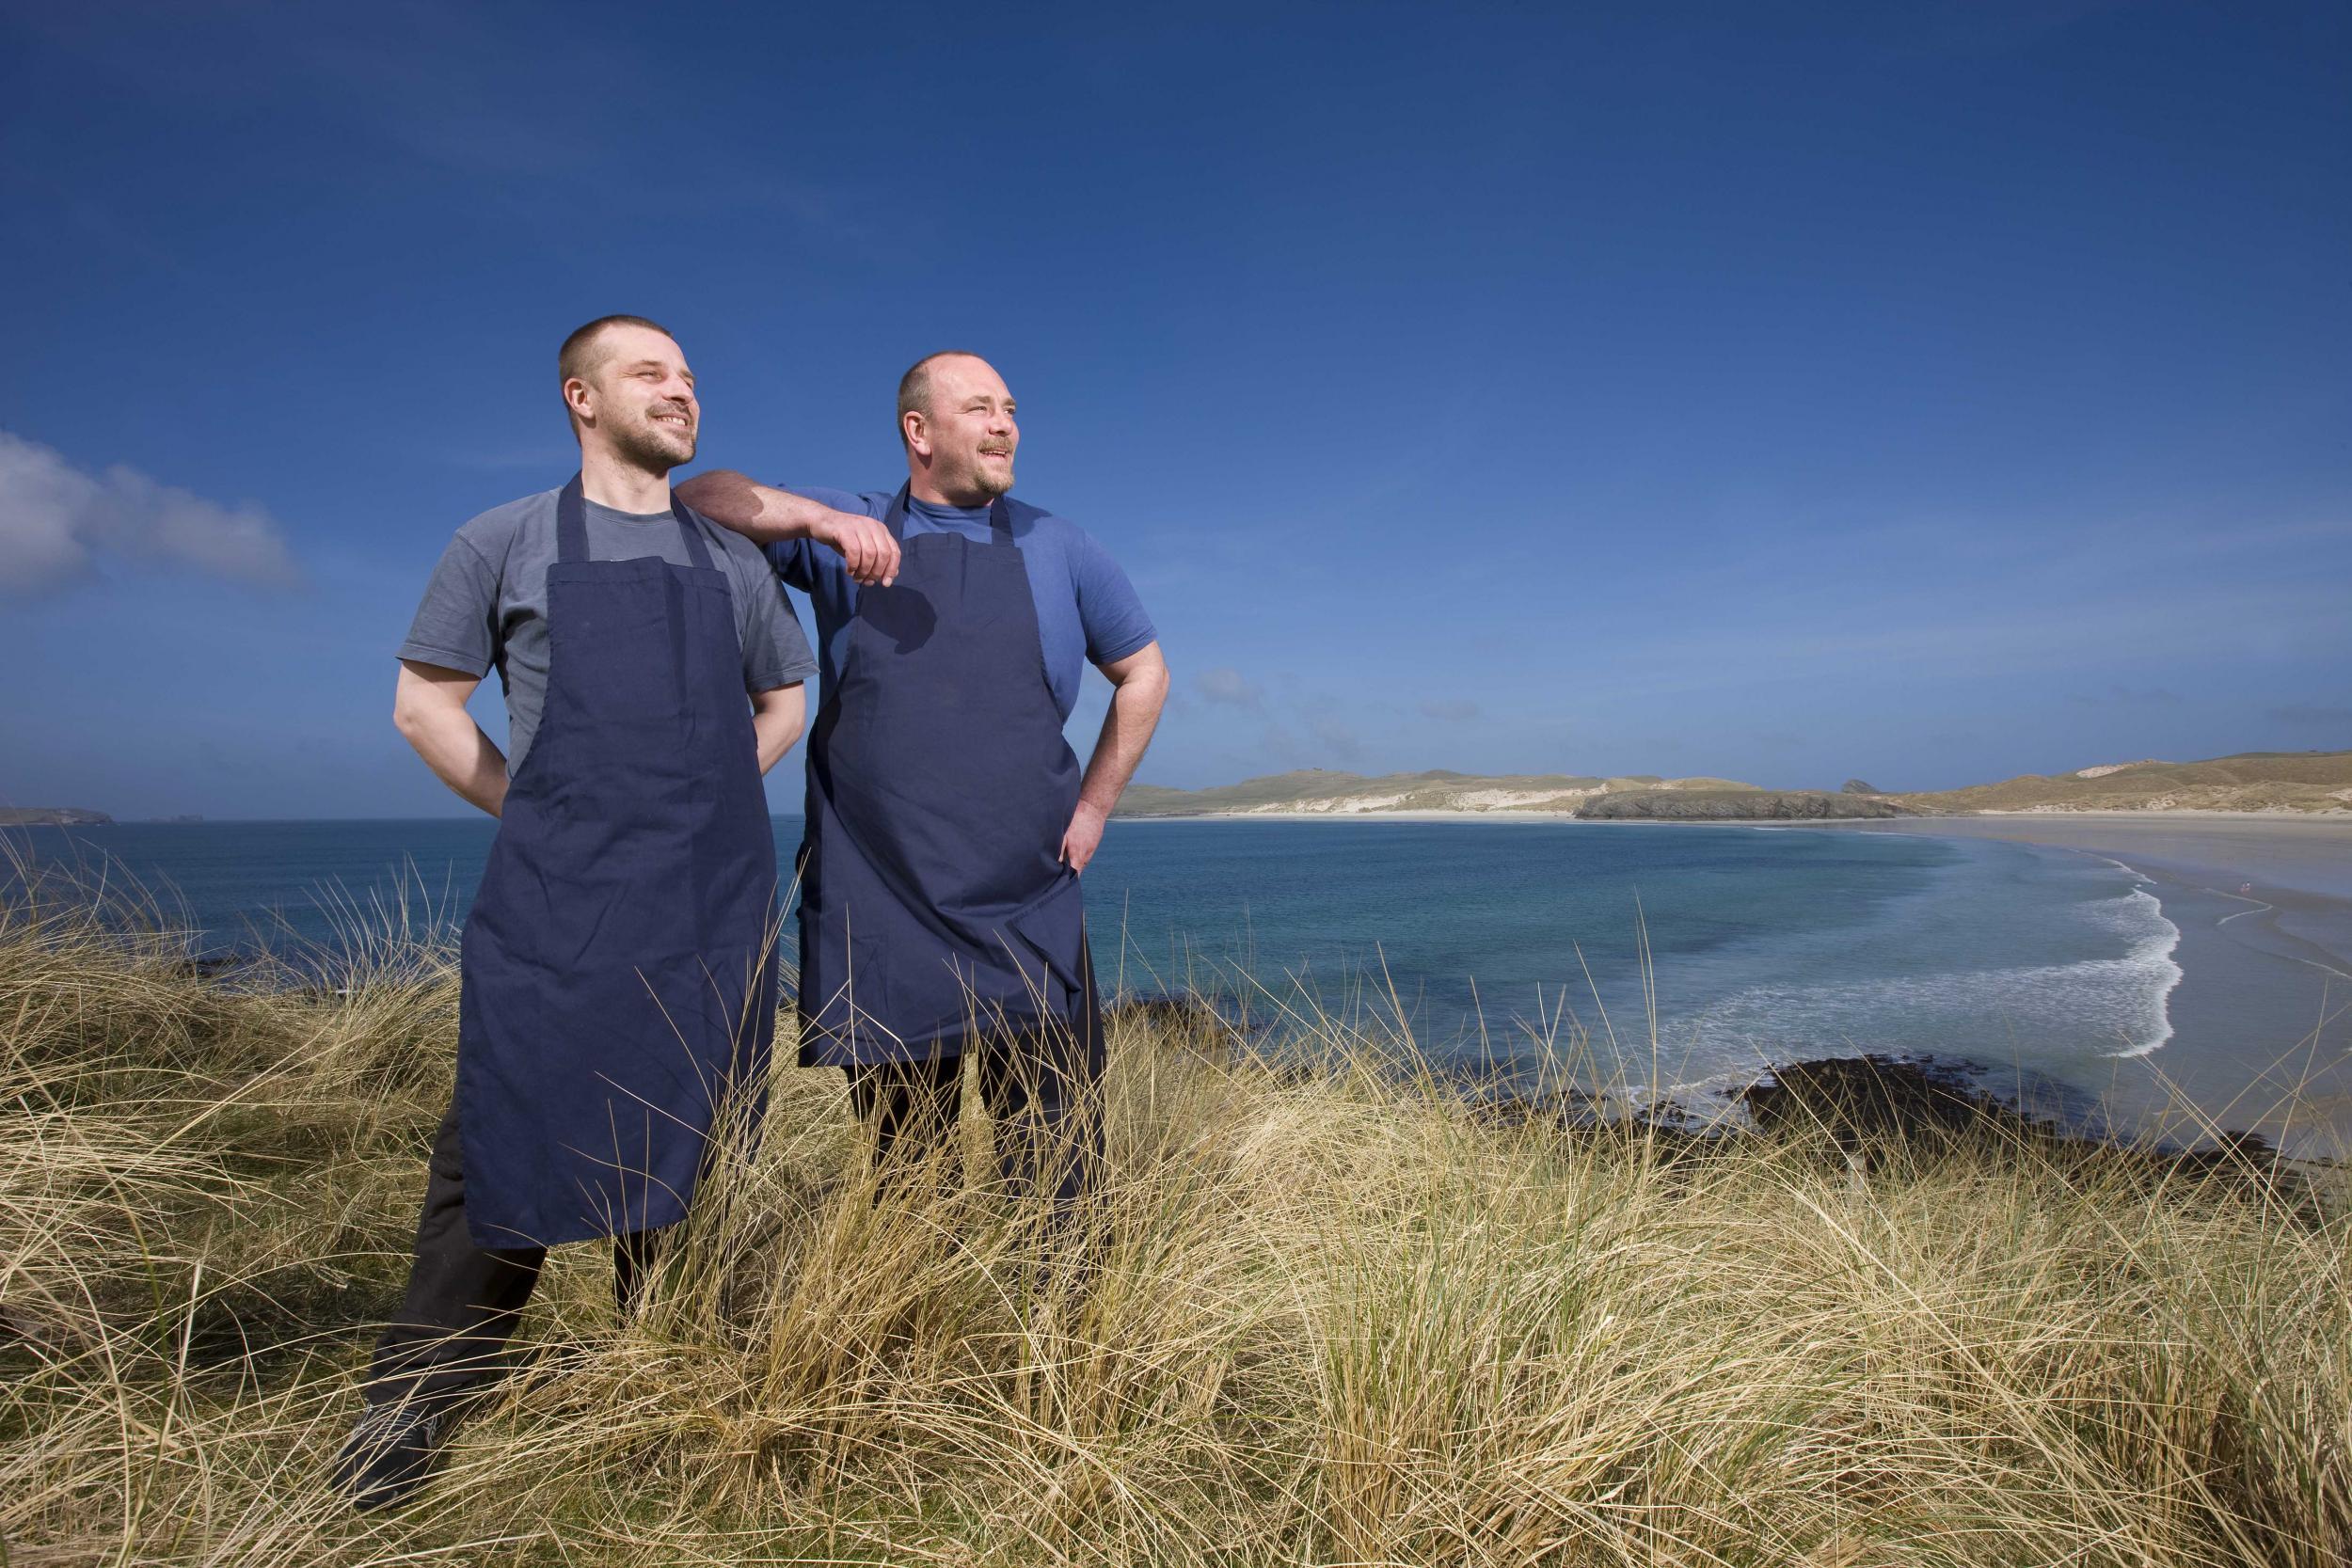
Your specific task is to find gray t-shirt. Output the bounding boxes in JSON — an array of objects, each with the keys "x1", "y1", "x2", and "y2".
[{"x1": 397, "y1": 489, "x2": 818, "y2": 775}]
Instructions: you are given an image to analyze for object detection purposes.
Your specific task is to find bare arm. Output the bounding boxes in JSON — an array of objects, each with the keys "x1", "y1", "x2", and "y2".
[
  {"x1": 750, "y1": 682, "x2": 806, "y2": 774},
  {"x1": 393, "y1": 660, "x2": 508, "y2": 817},
  {"x1": 674, "y1": 470, "x2": 900, "y2": 586},
  {"x1": 1060, "y1": 641, "x2": 1169, "y2": 873}
]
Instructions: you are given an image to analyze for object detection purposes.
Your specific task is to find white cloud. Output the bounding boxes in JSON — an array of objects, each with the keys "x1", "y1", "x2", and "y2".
[
  {"x1": 0, "y1": 430, "x2": 300, "y2": 594},
  {"x1": 1197, "y1": 666, "x2": 1265, "y2": 708}
]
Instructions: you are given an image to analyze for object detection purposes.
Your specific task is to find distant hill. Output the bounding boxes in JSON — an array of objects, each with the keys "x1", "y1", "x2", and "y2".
[
  {"x1": 1117, "y1": 750, "x2": 2352, "y2": 821},
  {"x1": 0, "y1": 807, "x2": 114, "y2": 826},
  {"x1": 1894, "y1": 751, "x2": 2352, "y2": 815},
  {"x1": 1115, "y1": 769, "x2": 1762, "y2": 817}
]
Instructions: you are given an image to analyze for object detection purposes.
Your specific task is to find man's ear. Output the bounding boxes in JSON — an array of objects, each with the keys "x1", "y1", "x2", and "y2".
[
  {"x1": 564, "y1": 376, "x2": 595, "y2": 426},
  {"x1": 901, "y1": 410, "x2": 930, "y2": 457}
]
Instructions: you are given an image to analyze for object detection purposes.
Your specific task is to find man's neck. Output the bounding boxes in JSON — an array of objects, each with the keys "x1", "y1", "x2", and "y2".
[
  {"x1": 908, "y1": 490, "x2": 992, "y2": 515},
  {"x1": 909, "y1": 469, "x2": 996, "y2": 509},
  {"x1": 580, "y1": 447, "x2": 673, "y2": 514}
]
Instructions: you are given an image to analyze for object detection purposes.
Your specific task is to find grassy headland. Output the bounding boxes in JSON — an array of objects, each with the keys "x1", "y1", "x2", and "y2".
[
  {"x1": 1114, "y1": 751, "x2": 2352, "y2": 819},
  {"x1": 1117, "y1": 769, "x2": 1766, "y2": 817},
  {"x1": 0, "y1": 807, "x2": 115, "y2": 826},
  {"x1": 1898, "y1": 751, "x2": 2352, "y2": 815},
  {"x1": 4, "y1": 871, "x2": 2350, "y2": 1565}
]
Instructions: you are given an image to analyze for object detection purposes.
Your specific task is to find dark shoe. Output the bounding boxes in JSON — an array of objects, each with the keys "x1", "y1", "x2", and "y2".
[{"x1": 329, "y1": 1397, "x2": 451, "y2": 1512}]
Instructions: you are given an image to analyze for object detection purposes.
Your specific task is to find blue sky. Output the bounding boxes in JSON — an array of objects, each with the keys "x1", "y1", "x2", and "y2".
[{"x1": 2, "y1": 0, "x2": 2345, "y2": 819}]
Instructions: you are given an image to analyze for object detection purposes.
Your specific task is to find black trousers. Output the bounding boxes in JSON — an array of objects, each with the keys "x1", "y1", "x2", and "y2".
[
  {"x1": 847, "y1": 1032, "x2": 1102, "y2": 1212},
  {"x1": 361, "y1": 1099, "x2": 662, "y2": 1411}
]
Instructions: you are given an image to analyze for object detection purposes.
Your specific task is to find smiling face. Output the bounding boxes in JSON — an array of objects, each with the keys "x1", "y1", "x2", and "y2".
[
  {"x1": 563, "y1": 322, "x2": 698, "y2": 476},
  {"x1": 903, "y1": 354, "x2": 1017, "y2": 504}
]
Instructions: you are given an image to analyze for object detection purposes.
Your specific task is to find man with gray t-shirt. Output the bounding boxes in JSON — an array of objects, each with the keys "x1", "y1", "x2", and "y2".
[
  {"x1": 333, "y1": 315, "x2": 818, "y2": 1513},
  {"x1": 399, "y1": 487, "x2": 813, "y2": 774}
]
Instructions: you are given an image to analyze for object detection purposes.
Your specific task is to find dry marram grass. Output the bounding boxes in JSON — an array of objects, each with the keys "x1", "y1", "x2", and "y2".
[{"x1": 1, "y1": 858, "x2": 2347, "y2": 1566}]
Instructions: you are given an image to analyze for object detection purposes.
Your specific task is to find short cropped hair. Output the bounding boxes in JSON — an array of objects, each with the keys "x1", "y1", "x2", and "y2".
[
  {"x1": 896, "y1": 350, "x2": 983, "y2": 447},
  {"x1": 559, "y1": 314, "x2": 674, "y2": 388}
]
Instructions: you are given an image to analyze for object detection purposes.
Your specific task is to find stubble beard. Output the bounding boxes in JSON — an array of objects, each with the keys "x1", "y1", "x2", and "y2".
[
  {"x1": 611, "y1": 413, "x2": 695, "y2": 477},
  {"x1": 968, "y1": 449, "x2": 1013, "y2": 499}
]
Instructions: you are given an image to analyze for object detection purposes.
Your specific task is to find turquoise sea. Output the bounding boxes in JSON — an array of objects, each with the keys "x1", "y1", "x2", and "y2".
[{"x1": 9, "y1": 816, "x2": 2344, "y2": 1148}]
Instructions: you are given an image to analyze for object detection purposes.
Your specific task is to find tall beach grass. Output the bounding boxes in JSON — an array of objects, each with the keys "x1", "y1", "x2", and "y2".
[{"x1": 2, "y1": 849, "x2": 2347, "y2": 1566}]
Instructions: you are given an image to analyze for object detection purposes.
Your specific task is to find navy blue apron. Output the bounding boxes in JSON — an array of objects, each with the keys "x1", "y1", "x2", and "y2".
[
  {"x1": 796, "y1": 486, "x2": 1102, "y2": 1072},
  {"x1": 455, "y1": 477, "x2": 778, "y2": 1249}
]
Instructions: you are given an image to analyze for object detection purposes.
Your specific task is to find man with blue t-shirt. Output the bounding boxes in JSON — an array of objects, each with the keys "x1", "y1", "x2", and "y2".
[{"x1": 677, "y1": 352, "x2": 1168, "y2": 1221}]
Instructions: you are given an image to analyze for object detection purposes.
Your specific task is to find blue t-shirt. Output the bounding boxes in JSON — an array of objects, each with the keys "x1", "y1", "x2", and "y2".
[{"x1": 768, "y1": 488, "x2": 1155, "y2": 722}]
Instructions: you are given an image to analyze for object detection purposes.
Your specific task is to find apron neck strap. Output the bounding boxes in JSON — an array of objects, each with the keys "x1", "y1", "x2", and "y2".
[
  {"x1": 555, "y1": 474, "x2": 714, "y2": 569},
  {"x1": 670, "y1": 502, "x2": 717, "y2": 570},
  {"x1": 556, "y1": 476, "x2": 589, "y2": 563},
  {"x1": 879, "y1": 483, "x2": 1018, "y2": 547}
]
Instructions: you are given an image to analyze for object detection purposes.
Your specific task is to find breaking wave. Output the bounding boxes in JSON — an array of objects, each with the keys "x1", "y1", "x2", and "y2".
[{"x1": 1681, "y1": 881, "x2": 2183, "y2": 1065}]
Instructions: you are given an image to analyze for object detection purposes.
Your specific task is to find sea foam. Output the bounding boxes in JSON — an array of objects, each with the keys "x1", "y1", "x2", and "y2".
[{"x1": 1677, "y1": 877, "x2": 2183, "y2": 1067}]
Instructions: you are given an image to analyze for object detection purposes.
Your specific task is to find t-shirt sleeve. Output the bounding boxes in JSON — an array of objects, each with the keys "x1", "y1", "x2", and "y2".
[
  {"x1": 396, "y1": 532, "x2": 501, "y2": 676},
  {"x1": 1070, "y1": 529, "x2": 1156, "y2": 665},
  {"x1": 788, "y1": 484, "x2": 888, "y2": 518},
  {"x1": 765, "y1": 536, "x2": 816, "y2": 593},
  {"x1": 733, "y1": 551, "x2": 818, "y2": 692},
  {"x1": 764, "y1": 486, "x2": 886, "y2": 591}
]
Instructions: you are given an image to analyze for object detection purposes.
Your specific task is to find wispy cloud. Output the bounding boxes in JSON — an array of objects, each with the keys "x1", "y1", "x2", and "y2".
[
  {"x1": 1311, "y1": 717, "x2": 1364, "y2": 763},
  {"x1": 1419, "y1": 698, "x2": 1481, "y2": 721},
  {"x1": 2068, "y1": 684, "x2": 2185, "y2": 707},
  {"x1": 1197, "y1": 666, "x2": 1265, "y2": 709},
  {"x1": 2268, "y1": 704, "x2": 2352, "y2": 727},
  {"x1": 0, "y1": 431, "x2": 300, "y2": 594}
]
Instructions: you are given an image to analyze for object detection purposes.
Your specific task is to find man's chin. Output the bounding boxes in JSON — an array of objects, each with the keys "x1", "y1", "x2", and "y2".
[{"x1": 615, "y1": 429, "x2": 695, "y2": 474}]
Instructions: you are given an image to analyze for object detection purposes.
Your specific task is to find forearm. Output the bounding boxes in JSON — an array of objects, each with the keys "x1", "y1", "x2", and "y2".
[
  {"x1": 674, "y1": 470, "x2": 844, "y2": 545},
  {"x1": 398, "y1": 705, "x2": 508, "y2": 816},
  {"x1": 750, "y1": 685, "x2": 806, "y2": 774},
  {"x1": 1077, "y1": 663, "x2": 1169, "y2": 816}
]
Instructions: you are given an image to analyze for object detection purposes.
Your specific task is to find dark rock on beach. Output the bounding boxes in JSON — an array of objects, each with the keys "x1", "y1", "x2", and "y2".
[
  {"x1": 1741, "y1": 1053, "x2": 2022, "y2": 1141},
  {"x1": 1738, "y1": 1053, "x2": 2311, "y2": 1202},
  {"x1": 1575, "y1": 789, "x2": 1908, "y2": 821}
]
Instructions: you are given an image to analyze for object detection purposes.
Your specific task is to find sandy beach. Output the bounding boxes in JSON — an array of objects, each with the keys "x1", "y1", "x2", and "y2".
[
  {"x1": 1820, "y1": 814, "x2": 2352, "y2": 1157},
  {"x1": 1826, "y1": 812, "x2": 2352, "y2": 968}
]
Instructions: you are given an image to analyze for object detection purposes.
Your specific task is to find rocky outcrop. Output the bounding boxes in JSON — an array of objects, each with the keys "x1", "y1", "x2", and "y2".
[{"x1": 1575, "y1": 789, "x2": 1908, "y2": 821}]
